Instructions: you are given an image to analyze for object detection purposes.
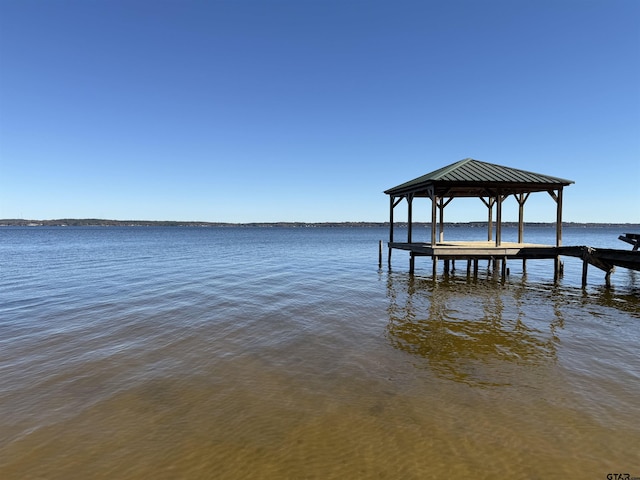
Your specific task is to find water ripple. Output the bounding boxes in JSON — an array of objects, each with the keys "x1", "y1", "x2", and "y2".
[{"x1": 1, "y1": 226, "x2": 639, "y2": 478}]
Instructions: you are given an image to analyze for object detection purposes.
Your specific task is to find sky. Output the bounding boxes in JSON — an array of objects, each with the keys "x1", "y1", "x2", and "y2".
[{"x1": 1, "y1": 0, "x2": 639, "y2": 223}]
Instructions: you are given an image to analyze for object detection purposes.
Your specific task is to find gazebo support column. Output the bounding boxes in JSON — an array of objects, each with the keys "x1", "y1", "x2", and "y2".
[
  {"x1": 556, "y1": 187, "x2": 564, "y2": 279},
  {"x1": 481, "y1": 197, "x2": 496, "y2": 242},
  {"x1": 388, "y1": 196, "x2": 394, "y2": 265},
  {"x1": 438, "y1": 197, "x2": 453, "y2": 243},
  {"x1": 495, "y1": 194, "x2": 503, "y2": 247},
  {"x1": 406, "y1": 194, "x2": 415, "y2": 272},
  {"x1": 430, "y1": 189, "x2": 437, "y2": 247},
  {"x1": 555, "y1": 188, "x2": 563, "y2": 247},
  {"x1": 489, "y1": 199, "x2": 494, "y2": 242},
  {"x1": 407, "y1": 194, "x2": 414, "y2": 243},
  {"x1": 549, "y1": 188, "x2": 564, "y2": 280},
  {"x1": 439, "y1": 199, "x2": 444, "y2": 243},
  {"x1": 388, "y1": 196, "x2": 403, "y2": 267},
  {"x1": 516, "y1": 193, "x2": 530, "y2": 272}
]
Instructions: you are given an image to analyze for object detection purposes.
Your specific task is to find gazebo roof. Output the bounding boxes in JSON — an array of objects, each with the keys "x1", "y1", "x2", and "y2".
[{"x1": 384, "y1": 158, "x2": 574, "y2": 197}]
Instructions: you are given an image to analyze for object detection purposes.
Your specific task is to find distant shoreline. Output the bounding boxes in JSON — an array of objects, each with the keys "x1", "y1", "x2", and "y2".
[{"x1": 1, "y1": 219, "x2": 638, "y2": 228}]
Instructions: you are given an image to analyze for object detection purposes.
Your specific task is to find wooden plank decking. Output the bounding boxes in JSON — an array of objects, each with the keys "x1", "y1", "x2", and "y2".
[{"x1": 389, "y1": 241, "x2": 562, "y2": 258}]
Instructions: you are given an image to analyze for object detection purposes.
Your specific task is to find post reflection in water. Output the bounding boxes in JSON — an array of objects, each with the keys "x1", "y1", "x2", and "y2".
[{"x1": 385, "y1": 272, "x2": 563, "y2": 387}]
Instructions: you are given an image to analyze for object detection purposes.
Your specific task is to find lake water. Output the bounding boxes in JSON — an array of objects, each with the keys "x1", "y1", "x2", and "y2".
[{"x1": 1, "y1": 226, "x2": 639, "y2": 479}]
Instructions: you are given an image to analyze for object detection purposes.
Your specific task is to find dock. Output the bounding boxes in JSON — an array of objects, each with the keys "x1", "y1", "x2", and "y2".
[
  {"x1": 383, "y1": 159, "x2": 639, "y2": 287},
  {"x1": 387, "y1": 240, "x2": 640, "y2": 287}
]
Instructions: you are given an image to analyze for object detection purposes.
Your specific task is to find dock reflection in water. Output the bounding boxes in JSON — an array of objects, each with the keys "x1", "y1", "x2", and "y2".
[
  {"x1": 386, "y1": 274, "x2": 563, "y2": 387},
  {"x1": 382, "y1": 270, "x2": 640, "y2": 475}
]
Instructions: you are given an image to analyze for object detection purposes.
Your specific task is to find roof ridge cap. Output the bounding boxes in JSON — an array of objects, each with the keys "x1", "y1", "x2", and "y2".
[{"x1": 432, "y1": 158, "x2": 475, "y2": 179}]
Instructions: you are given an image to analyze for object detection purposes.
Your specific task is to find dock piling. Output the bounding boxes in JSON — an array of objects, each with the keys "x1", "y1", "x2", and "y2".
[{"x1": 582, "y1": 255, "x2": 589, "y2": 288}]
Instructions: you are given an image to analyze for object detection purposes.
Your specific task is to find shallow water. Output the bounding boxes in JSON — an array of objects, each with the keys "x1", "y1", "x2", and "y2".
[{"x1": 1, "y1": 226, "x2": 639, "y2": 478}]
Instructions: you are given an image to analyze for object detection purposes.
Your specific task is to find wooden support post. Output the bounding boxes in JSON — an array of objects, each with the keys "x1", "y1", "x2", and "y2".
[
  {"x1": 388, "y1": 196, "x2": 394, "y2": 267},
  {"x1": 473, "y1": 258, "x2": 479, "y2": 277},
  {"x1": 466, "y1": 259, "x2": 471, "y2": 276},
  {"x1": 431, "y1": 191, "x2": 437, "y2": 246},
  {"x1": 517, "y1": 192, "x2": 530, "y2": 244},
  {"x1": 407, "y1": 195, "x2": 413, "y2": 243},
  {"x1": 488, "y1": 200, "x2": 493, "y2": 241},
  {"x1": 558, "y1": 257, "x2": 564, "y2": 278},
  {"x1": 389, "y1": 196, "x2": 394, "y2": 244},
  {"x1": 495, "y1": 194, "x2": 503, "y2": 247},
  {"x1": 548, "y1": 186, "x2": 564, "y2": 283},
  {"x1": 444, "y1": 259, "x2": 450, "y2": 273},
  {"x1": 556, "y1": 188, "x2": 563, "y2": 247},
  {"x1": 378, "y1": 240, "x2": 382, "y2": 268},
  {"x1": 437, "y1": 197, "x2": 453, "y2": 243},
  {"x1": 480, "y1": 196, "x2": 495, "y2": 242},
  {"x1": 452, "y1": 259, "x2": 456, "y2": 271},
  {"x1": 409, "y1": 253, "x2": 415, "y2": 274},
  {"x1": 549, "y1": 188, "x2": 563, "y2": 247},
  {"x1": 518, "y1": 195, "x2": 524, "y2": 243},
  {"x1": 516, "y1": 190, "x2": 529, "y2": 278},
  {"x1": 432, "y1": 256, "x2": 438, "y2": 277},
  {"x1": 439, "y1": 198, "x2": 444, "y2": 243},
  {"x1": 605, "y1": 270, "x2": 612, "y2": 288},
  {"x1": 388, "y1": 196, "x2": 403, "y2": 267},
  {"x1": 582, "y1": 256, "x2": 588, "y2": 287},
  {"x1": 501, "y1": 257, "x2": 507, "y2": 282}
]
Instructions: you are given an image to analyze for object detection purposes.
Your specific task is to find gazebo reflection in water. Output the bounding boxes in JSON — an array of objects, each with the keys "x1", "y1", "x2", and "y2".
[{"x1": 384, "y1": 271, "x2": 563, "y2": 388}]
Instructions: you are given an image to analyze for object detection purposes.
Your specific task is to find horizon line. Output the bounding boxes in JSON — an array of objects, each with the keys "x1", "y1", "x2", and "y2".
[{"x1": 2, "y1": 218, "x2": 639, "y2": 227}]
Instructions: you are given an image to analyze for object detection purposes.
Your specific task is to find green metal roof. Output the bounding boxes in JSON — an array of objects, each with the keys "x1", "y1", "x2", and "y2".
[{"x1": 384, "y1": 158, "x2": 574, "y2": 197}]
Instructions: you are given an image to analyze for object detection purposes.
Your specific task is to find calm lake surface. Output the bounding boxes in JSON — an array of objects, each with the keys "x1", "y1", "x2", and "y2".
[{"x1": 1, "y1": 226, "x2": 639, "y2": 479}]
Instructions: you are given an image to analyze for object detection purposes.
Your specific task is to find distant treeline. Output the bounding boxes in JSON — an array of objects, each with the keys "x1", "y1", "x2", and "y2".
[{"x1": 1, "y1": 219, "x2": 638, "y2": 228}]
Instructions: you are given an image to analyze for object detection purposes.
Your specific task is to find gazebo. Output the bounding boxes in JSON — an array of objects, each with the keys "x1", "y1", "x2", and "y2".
[{"x1": 384, "y1": 158, "x2": 575, "y2": 276}]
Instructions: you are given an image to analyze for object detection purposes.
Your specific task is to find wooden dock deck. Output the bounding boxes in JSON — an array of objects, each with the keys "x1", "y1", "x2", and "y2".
[
  {"x1": 390, "y1": 240, "x2": 561, "y2": 258},
  {"x1": 387, "y1": 241, "x2": 640, "y2": 287}
]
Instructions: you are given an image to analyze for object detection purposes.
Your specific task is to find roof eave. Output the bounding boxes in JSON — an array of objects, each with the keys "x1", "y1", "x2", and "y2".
[{"x1": 384, "y1": 179, "x2": 574, "y2": 197}]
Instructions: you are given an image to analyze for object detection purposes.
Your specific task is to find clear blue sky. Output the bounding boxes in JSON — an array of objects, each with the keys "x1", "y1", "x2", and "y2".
[{"x1": 1, "y1": 0, "x2": 639, "y2": 223}]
